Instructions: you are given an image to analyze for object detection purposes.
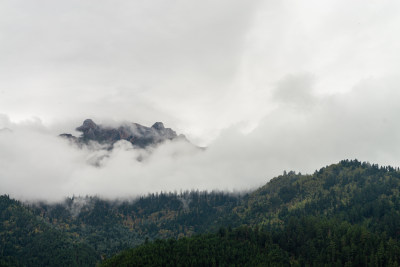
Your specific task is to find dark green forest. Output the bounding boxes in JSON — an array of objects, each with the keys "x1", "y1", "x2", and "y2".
[
  {"x1": 2, "y1": 159, "x2": 400, "y2": 266},
  {"x1": 0, "y1": 196, "x2": 98, "y2": 266}
]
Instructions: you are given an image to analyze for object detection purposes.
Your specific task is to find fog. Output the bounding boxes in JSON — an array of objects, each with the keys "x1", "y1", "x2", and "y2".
[
  {"x1": 1, "y1": 1, "x2": 400, "y2": 201},
  {"x1": 1, "y1": 76, "x2": 400, "y2": 201}
]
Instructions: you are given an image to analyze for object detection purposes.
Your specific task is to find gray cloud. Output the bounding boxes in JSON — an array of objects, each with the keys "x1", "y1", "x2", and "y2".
[
  {"x1": 273, "y1": 73, "x2": 316, "y2": 108},
  {"x1": 1, "y1": 76, "x2": 400, "y2": 201},
  {"x1": 0, "y1": 0, "x2": 261, "y2": 143},
  {"x1": 1, "y1": 1, "x2": 400, "y2": 201}
]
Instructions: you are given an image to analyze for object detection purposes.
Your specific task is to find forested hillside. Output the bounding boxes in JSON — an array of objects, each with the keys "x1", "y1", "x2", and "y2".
[
  {"x1": 0, "y1": 196, "x2": 98, "y2": 266},
  {"x1": 241, "y1": 160, "x2": 400, "y2": 233},
  {"x1": 32, "y1": 191, "x2": 240, "y2": 257},
  {"x1": 102, "y1": 218, "x2": 400, "y2": 266},
  {"x1": 103, "y1": 159, "x2": 400, "y2": 266},
  {"x1": 2, "y1": 159, "x2": 400, "y2": 266}
]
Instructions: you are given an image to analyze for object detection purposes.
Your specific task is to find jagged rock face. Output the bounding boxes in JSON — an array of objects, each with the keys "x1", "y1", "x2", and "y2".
[{"x1": 61, "y1": 119, "x2": 185, "y2": 149}]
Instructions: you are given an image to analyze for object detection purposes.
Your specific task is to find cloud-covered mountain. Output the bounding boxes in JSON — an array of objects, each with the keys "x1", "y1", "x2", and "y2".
[{"x1": 60, "y1": 119, "x2": 187, "y2": 149}]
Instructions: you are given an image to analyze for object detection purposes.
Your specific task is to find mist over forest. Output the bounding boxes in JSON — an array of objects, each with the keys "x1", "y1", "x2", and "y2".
[{"x1": 1, "y1": 1, "x2": 400, "y2": 266}]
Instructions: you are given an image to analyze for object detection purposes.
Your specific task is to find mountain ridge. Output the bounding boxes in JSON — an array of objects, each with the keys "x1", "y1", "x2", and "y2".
[{"x1": 60, "y1": 119, "x2": 187, "y2": 149}]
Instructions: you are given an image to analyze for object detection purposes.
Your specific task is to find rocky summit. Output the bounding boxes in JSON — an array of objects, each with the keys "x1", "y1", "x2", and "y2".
[{"x1": 60, "y1": 119, "x2": 186, "y2": 149}]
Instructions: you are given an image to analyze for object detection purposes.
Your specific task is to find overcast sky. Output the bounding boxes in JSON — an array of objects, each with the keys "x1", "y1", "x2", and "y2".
[{"x1": 1, "y1": 1, "x2": 400, "y2": 201}]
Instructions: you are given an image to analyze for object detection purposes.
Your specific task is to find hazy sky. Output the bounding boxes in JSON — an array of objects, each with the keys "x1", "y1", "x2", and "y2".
[{"x1": 1, "y1": 1, "x2": 400, "y2": 201}]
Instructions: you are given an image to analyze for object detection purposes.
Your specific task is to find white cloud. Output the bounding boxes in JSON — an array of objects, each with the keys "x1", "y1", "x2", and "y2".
[
  {"x1": 0, "y1": 1, "x2": 400, "y2": 200},
  {"x1": 1, "y1": 75, "x2": 400, "y2": 201}
]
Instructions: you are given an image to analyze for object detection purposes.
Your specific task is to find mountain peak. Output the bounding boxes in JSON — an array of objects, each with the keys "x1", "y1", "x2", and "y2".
[
  {"x1": 76, "y1": 119, "x2": 98, "y2": 132},
  {"x1": 151, "y1": 122, "x2": 165, "y2": 130},
  {"x1": 61, "y1": 119, "x2": 187, "y2": 149}
]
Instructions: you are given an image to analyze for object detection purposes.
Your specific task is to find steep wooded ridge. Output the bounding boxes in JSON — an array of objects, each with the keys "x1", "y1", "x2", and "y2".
[
  {"x1": 2, "y1": 159, "x2": 400, "y2": 266},
  {"x1": 0, "y1": 196, "x2": 98, "y2": 266}
]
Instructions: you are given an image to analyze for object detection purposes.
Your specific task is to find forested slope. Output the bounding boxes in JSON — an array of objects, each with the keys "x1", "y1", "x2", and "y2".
[
  {"x1": 102, "y1": 217, "x2": 400, "y2": 266},
  {"x1": 240, "y1": 159, "x2": 400, "y2": 232},
  {"x1": 2, "y1": 159, "x2": 400, "y2": 266},
  {"x1": 0, "y1": 195, "x2": 98, "y2": 267},
  {"x1": 32, "y1": 191, "x2": 239, "y2": 257},
  {"x1": 104, "y1": 160, "x2": 400, "y2": 266}
]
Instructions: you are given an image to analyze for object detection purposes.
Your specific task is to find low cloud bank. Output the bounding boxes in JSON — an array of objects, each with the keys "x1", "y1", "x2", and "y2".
[{"x1": 1, "y1": 77, "x2": 400, "y2": 201}]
